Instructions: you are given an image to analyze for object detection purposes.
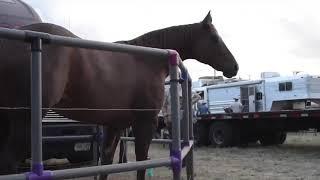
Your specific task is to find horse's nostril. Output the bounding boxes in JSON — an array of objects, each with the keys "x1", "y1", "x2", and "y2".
[{"x1": 234, "y1": 64, "x2": 239, "y2": 71}]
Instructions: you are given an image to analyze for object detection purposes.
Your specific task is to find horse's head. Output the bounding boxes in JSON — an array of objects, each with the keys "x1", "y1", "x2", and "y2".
[{"x1": 191, "y1": 11, "x2": 238, "y2": 78}]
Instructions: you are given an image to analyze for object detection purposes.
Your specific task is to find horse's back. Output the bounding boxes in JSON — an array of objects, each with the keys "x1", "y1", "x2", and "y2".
[{"x1": 0, "y1": 23, "x2": 76, "y2": 107}]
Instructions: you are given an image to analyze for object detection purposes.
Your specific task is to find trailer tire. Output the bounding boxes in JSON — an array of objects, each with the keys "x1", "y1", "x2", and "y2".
[
  {"x1": 239, "y1": 135, "x2": 259, "y2": 147},
  {"x1": 259, "y1": 132, "x2": 286, "y2": 146},
  {"x1": 259, "y1": 134, "x2": 274, "y2": 146},
  {"x1": 209, "y1": 122, "x2": 233, "y2": 147}
]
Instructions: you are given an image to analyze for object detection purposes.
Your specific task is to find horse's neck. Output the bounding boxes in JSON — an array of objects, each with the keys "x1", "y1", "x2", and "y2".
[
  {"x1": 125, "y1": 24, "x2": 194, "y2": 60},
  {"x1": 114, "y1": 41, "x2": 169, "y2": 81}
]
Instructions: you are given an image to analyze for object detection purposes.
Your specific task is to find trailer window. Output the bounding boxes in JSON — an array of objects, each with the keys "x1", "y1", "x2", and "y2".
[
  {"x1": 279, "y1": 82, "x2": 292, "y2": 91},
  {"x1": 286, "y1": 82, "x2": 292, "y2": 90},
  {"x1": 279, "y1": 83, "x2": 285, "y2": 91},
  {"x1": 306, "y1": 100, "x2": 311, "y2": 106},
  {"x1": 256, "y1": 92, "x2": 263, "y2": 100}
]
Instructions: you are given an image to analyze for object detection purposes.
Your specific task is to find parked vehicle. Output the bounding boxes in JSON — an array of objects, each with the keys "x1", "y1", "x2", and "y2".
[{"x1": 193, "y1": 72, "x2": 320, "y2": 147}]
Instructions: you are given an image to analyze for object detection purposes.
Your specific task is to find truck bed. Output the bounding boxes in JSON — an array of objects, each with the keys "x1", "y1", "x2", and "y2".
[{"x1": 197, "y1": 109, "x2": 320, "y2": 121}]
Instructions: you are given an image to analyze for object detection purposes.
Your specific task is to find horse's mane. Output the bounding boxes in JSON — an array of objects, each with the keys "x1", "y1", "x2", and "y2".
[
  {"x1": 20, "y1": 22, "x2": 197, "y2": 52},
  {"x1": 118, "y1": 23, "x2": 197, "y2": 48}
]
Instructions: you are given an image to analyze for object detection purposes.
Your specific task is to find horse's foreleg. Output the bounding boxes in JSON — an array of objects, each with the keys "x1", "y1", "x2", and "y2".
[
  {"x1": 132, "y1": 118, "x2": 155, "y2": 180},
  {"x1": 99, "y1": 126, "x2": 120, "y2": 180}
]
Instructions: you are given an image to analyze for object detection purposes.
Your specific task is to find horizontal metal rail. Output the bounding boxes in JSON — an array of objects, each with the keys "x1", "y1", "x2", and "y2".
[
  {"x1": 120, "y1": 138, "x2": 194, "y2": 159},
  {"x1": 0, "y1": 174, "x2": 25, "y2": 180},
  {"x1": 0, "y1": 158, "x2": 172, "y2": 180},
  {"x1": 52, "y1": 158, "x2": 171, "y2": 179},
  {"x1": 0, "y1": 27, "x2": 169, "y2": 59}
]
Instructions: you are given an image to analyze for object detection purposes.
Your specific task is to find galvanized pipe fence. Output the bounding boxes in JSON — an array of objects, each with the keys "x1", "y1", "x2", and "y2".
[{"x1": 0, "y1": 27, "x2": 194, "y2": 180}]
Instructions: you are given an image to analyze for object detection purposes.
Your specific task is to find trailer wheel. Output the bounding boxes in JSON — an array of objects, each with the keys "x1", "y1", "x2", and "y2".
[
  {"x1": 238, "y1": 135, "x2": 259, "y2": 147},
  {"x1": 259, "y1": 134, "x2": 274, "y2": 146},
  {"x1": 209, "y1": 122, "x2": 233, "y2": 147},
  {"x1": 277, "y1": 132, "x2": 287, "y2": 144},
  {"x1": 259, "y1": 132, "x2": 287, "y2": 146},
  {"x1": 194, "y1": 121, "x2": 209, "y2": 146}
]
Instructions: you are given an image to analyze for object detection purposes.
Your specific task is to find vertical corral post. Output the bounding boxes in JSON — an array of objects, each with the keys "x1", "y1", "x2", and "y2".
[
  {"x1": 188, "y1": 80, "x2": 193, "y2": 140},
  {"x1": 93, "y1": 126, "x2": 99, "y2": 180},
  {"x1": 168, "y1": 50, "x2": 181, "y2": 180},
  {"x1": 30, "y1": 37, "x2": 44, "y2": 176},
  {"x1": 187, "y1": 79, "x2": 194, "y2": 180},
  {"x1": 181, "y1": 71, "x2": 189, "y2": 145}
]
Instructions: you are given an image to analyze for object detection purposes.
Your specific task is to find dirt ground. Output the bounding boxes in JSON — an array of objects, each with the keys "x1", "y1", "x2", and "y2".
[{"x1": 76, "y1": 133, "x2": 320, "y2": 180}]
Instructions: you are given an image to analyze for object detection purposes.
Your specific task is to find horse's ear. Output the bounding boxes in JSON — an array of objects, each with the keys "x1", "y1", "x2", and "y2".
[{"x1": 201, "y1": 11, "x2": 212, "y2": 29}]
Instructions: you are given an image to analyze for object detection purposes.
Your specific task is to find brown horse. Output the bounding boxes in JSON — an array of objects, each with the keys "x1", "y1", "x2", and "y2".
[{"x1": 0, "y1": 12, "x2": 238, "y2": 179}]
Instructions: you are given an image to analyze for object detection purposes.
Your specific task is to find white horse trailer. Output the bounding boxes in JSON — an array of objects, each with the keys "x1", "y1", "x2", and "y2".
[{"x1": 193, "y1": 73, "x2": 320, "y2": 114}]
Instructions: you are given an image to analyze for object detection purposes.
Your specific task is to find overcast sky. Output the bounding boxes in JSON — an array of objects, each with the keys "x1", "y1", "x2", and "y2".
[{"x1": 24, "y1": 0, "x2": 320, "y2": 80}]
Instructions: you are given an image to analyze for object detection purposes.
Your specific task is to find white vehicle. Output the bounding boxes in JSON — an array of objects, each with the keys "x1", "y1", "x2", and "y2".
[
  {"x1": 193, "y1": 72, "x2": 320, "y2": 114},
  {"x1": 193, "y1": 72, "x2": 320, "y2": 147}
]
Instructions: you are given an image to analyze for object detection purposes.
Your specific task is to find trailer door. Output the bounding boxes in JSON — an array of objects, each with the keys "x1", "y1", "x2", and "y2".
[
  {"x1": 241, "y1": 86, "x2": 256, "y2": 112},
  {"x1": 248, "y1": 86, "x2": 256, "y2": 112},
  {"x1": 240, "y1": 86, "x2": 249, "y2": 112}
]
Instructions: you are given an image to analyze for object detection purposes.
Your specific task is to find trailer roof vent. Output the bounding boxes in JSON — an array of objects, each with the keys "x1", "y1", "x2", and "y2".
[
  {"x1": 198, "y1": 76, "x2": 225, "y2": 86},
  {"x1": 261, "y1": 72, "x2": 280, "y2": 79}
]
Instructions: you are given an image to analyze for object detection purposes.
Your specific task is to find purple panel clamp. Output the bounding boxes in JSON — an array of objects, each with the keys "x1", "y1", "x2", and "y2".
[
  {"x1": 25, "y1": 163, "x2": 53, "y2": 180},
  {"x1": 167, "y1": 49, "x2": 180, "y2": 66},
  {"x1": 170, "y1": 149, "x2": 182, "y2": 174},
  {"x1": 26, "y1": 171, "x2": 53, "y2": 180}
]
